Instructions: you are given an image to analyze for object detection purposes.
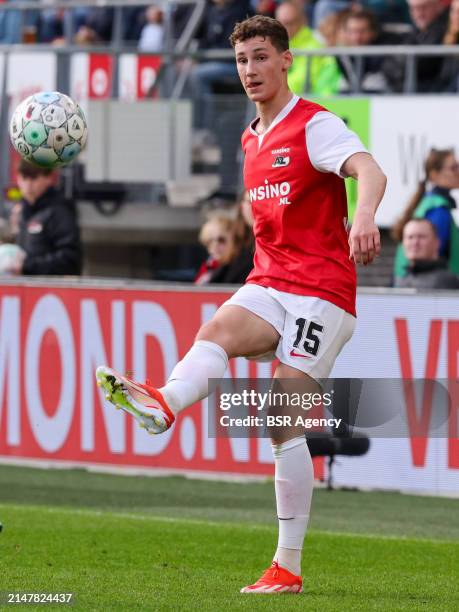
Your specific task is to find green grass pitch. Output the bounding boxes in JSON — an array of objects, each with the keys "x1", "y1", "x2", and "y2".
[{"x1": 0, "y1": 465, "x2": 458, "y2": 611}]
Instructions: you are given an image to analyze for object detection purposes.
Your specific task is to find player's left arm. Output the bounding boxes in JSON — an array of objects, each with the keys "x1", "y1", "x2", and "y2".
[{"x1": 342, "y1": 152, "x2": 387, "y2": 266}]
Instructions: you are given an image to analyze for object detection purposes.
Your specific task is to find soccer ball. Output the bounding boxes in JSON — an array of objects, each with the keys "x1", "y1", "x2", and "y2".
[{"x1": 9, "y1": 91, "x2": 88, "y2": 168}]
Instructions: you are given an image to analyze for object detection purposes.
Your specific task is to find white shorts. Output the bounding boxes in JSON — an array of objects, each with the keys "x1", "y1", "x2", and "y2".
[{"x1": 222, "y1": 283, "x2": 355, "y2": 380}]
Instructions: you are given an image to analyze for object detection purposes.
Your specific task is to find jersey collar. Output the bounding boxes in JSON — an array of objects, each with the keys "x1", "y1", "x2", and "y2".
[{"x1": 249, "y1": 95, "x2": 300, "y2": 147}]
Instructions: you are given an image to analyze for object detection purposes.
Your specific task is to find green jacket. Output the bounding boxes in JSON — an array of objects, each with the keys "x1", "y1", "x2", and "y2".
[
  {"x1": 393, "y1": 192, "x2": 459, "y2": 279},
  {"x1": 288, "y1": 27, "x2": 340, "y2": 96}
]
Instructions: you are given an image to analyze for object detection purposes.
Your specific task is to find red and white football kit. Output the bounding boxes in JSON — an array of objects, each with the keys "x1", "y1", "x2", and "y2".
[{"x1": 224, "y1": 95, "x2": 367, "y2": 379}]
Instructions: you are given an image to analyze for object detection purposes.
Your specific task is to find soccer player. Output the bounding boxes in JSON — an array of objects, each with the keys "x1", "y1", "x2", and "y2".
[{"x1": 96, "y1": 15, "x2": 386, "y2": 594}]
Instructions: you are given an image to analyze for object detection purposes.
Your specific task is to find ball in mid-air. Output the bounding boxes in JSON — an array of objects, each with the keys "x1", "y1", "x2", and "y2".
[{"x1": 9, "y1": 91, "x2": 88, "y2": 168}]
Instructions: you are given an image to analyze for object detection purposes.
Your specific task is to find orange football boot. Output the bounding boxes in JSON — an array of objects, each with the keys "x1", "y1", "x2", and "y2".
[{"x1": 240, "y1": 561, "x2": 303, "y2": 594}]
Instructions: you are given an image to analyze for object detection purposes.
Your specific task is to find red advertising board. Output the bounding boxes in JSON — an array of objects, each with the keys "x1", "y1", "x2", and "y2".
[{"x1": 0, "y1": 282, "x2": 324, "y2": 479}]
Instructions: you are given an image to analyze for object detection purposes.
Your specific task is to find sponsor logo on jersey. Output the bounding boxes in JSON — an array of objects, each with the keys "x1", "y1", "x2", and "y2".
[
  {"x1": 272, "y1": 156, "x2": 290, "y2": 168},
  {"x1": 271, "y1": 147, "x2": 290, "y2": 155},
  {"x1": 249, "y1": 179, "x2": 292, "y2": 206}
]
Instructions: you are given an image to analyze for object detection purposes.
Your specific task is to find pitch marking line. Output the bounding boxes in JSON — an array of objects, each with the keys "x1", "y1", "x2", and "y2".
[{"x1": 1, "y1": 503, "x2": 457, "y2": 546}]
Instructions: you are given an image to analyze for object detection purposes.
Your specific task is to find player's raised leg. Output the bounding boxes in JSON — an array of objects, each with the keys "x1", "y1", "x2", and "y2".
[{"x1": 96, "y1": 304, "x2": 279, "y2": 434}]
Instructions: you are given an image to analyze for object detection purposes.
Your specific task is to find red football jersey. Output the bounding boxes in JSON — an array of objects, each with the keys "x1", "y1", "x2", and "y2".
[{"x1": 242, "y1": 98, "x2": 357, "y2": 316}]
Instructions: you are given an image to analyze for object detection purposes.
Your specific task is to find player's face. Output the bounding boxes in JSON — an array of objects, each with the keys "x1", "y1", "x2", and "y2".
[
  {"x1": 235, "y1": 37, "x2": 292, "y2": 103},
  {"x1": 403, "y1": 221, "x2": 439, "y2": 261}
]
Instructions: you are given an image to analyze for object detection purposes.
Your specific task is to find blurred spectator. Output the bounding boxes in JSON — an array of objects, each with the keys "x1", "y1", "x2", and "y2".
[
  {"x1": 392, "y1": 148, "x2": 459, "y2": 280},
  {"x1": 0, "y1": 0, "x2": 40, "y2": 44},
  {"x1": 275, "y1": 0, "x2": 340, "y2": 96},
  {"x1": 382, "y1": 0, "x2": 449, "y2": 92},
  {"x1": 138, "y1": 5, "x2": 163, "y2": 52},
  {"x1": 195, "y1": 212, "x2": 239, "y2": 284},
  {"x1": 440, "y1": 0, "x2": 459, "y2": 91},
  {"x1": 444, "y1": 0, "x2": 459, "y2": 42},
  {"x1": 189, "y1": 0, "x2": 251, "y2": 129},
  {"x1": 318, "y1": 8, "x2": 350, "y2": 45},
  {"x1": 209, "y1": 191, "x2": 255, "y2": 283},
  {"x1": 395, "y1": 219, "x2": 459, "y2": 288},
  {"x1": 73, "y1": 24, "x2": 101, "y2": 45},
  {"x1": 313, "y1": 1, "x2": 409, "y2": 28},
  {"x1": 72, "y1": 7, "x2": 114, "y2": 44},
  {"x1": 251, "y1": 0, "x2": 277, "y2": 18},
  {"x1": 341, "y1": 7, "x2": 378, "y2": 45},
  {"x1": 124, "y1": 6, "x2": 150, "y2": 44},
  {"x1": 39, "y1": 5, "x2": 114, "y2": 45},
  {"x1": 336, "y1": 8, "x2": 389, "y2": 93},
  {"x1": 39, "y1": 5, "x2": 89, "y2": 44},
  {"x1": 13, "y1": 161, "x2": 82, "y2": 276},
  {"x1": 359, "y1": 1, "x2": 410, "y2": 23},
  {"x1": 313, "y1": 0, "x2": 352, "y2": 28}
]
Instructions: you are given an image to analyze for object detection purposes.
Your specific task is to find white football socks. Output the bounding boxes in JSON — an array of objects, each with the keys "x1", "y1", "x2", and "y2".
[
  {"x1": 272, "y1": 436, "x2": 313, "y2": 576},
  {"x1": 159, "y1": 340, "x2": 228, "y2": 414}
]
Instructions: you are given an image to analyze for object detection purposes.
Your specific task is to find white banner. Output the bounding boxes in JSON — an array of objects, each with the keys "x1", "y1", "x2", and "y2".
[
  {"x1": 7, "y1": 53, "x2": 56, "y2": 109},
  {"x1": 332, "y1": 292, "x2": 459, "y2": 496},
  {"x1": 371, "y1": 96, "x2": 459, "y2": 227}
]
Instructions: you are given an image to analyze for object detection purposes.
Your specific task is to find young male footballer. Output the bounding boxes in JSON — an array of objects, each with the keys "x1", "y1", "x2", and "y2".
[{"x1": 96, "y1": 15, "x2": 386, "y2": 594}]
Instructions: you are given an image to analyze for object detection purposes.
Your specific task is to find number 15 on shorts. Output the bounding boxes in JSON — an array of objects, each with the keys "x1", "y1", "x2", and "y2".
[{"x1": 290, "y1": 318, "x2": 324, "y2": 358}]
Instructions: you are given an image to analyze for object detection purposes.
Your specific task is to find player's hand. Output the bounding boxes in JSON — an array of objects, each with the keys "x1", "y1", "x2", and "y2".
[{"x1": 348, "y1": 212, "x2": 380, "y2": 266}]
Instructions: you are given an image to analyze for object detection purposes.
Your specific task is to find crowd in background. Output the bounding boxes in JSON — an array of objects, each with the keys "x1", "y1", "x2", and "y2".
[
  {"x1": 3, "y1": 148, "x2": 458, "y2": 289},
  {"x1": 1, "y1": 1, "x2": 458, "y2": 92},
  {"x1": 195, "y1": 191, "x2": 254, "y2": 285},
  {"x1": 0, "y1": 0, "x2": 459, "y2": 289},
  {"x1": 0, "y1": 1, "x2": 164, "y2": 49}
]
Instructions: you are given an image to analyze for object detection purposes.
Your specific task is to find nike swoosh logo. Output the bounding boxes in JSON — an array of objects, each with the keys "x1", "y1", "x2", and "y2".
[{"x1": 289, "y1": 350, "x2": 313, "y2": 359}]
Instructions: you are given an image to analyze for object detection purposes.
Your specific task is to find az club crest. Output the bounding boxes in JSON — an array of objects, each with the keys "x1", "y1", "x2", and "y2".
[{"x1": 272, "y1": 155, "x2": 290, "y2": 168}]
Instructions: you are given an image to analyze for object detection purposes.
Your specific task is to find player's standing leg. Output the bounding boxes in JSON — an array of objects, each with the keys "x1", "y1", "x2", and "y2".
[{"x1": 240, "y1": 365, "x2": 316, "y2": 594}]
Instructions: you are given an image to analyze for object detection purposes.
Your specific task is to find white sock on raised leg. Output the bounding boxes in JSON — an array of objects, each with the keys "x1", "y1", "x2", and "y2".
[
  {"x1": 272, "y1": 436, "x2": 314, "y2": 576},
  {"x1": 159, "y1": 340, "x2": 228, "y2": 415}
]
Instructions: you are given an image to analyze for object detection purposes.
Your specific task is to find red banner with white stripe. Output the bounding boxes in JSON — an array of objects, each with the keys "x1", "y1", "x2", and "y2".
[{"x1": 0, "y1": 283, "x2": 321, "y2": 477}]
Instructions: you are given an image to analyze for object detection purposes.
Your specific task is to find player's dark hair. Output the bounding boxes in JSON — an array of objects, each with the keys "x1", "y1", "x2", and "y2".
[
  {"x1": 230, "y1": 15, "x2": 289, "y2": 52},
  {"x1": 391, "y1": 148, "x2": 454, "y2": 243},
  {"x1": 17, "y1": 159, "x2": 53, "y2": 179}
]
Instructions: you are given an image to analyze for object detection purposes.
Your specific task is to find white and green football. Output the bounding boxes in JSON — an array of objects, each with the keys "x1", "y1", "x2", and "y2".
[{"x1": 9, "y1": 91, "x2": 88, "y2": 168}]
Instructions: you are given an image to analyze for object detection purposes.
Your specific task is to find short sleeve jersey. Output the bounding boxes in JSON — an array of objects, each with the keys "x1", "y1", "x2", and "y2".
[{"x1": 241, "y1": 95, "x2": 367, "y2": 316}]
